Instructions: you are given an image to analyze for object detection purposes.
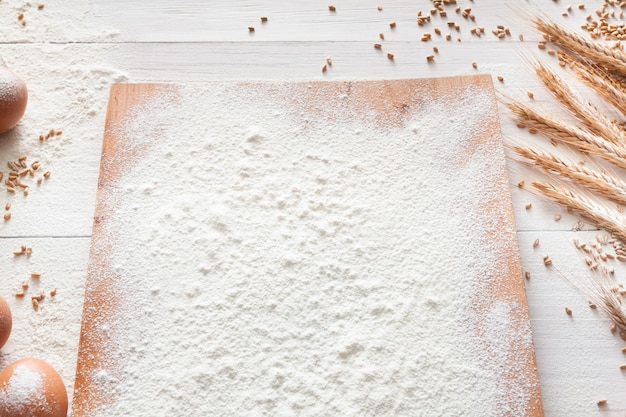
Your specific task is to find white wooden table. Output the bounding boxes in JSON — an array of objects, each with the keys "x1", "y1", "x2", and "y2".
[{"x1": 1, "y1": 1, "x2": 625, "y2": 416}]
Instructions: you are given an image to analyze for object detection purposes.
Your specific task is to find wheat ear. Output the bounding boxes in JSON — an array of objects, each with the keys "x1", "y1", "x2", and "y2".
[
  {"x1": 532, "y1": 181, "x2": 626, "y2": 242},
  {"x1": 533, "y1": 17, "x2": 626, "y2": 77},
  {"x1": 569, "y1": 57, "x2": 626, "y2": 117},
  {"x1": 534, "y1": 62, "x2": 626, "y2": 145},
  {"x1": 515, "y1": 146, "x2": 626, "y2": 206},
  {"x1": 507, "y1": 101, "x2": 626, "y2": 170}
]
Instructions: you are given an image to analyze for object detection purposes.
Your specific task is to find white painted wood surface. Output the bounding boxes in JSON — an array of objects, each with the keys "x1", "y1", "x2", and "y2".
[{"x1": 1, "y1": 1, "x2": 626, "y2": 416}]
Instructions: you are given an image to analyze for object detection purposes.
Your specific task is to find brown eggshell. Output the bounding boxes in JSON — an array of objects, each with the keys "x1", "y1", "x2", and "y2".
[
  {"x1": 0, "y1": 67, "x2": 28, "y2": 134},
  {"x1": 0, "y1": 294, "x2": 11, "y2": 349},
  {"x1": 0, "y1": 358, "x2": 68, "y2": 417}
]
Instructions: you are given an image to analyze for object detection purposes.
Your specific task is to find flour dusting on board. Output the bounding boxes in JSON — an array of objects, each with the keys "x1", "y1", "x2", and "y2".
[{"x1": 78, "y1": 80, "x2": 539, "y2": 416}]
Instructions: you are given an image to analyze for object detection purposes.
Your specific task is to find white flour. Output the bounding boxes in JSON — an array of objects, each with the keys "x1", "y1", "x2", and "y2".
[{"x1": 80, "y1": 81, "x2": 538, "y2": 416}]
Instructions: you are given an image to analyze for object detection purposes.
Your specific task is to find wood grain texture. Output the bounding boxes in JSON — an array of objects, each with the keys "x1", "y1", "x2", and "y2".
[{"x1": 72, "y1": 76, "x2": 543, "y2": 416}]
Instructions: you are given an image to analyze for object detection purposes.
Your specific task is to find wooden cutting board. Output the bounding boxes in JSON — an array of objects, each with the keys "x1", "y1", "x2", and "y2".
[{"x1": 72, "y1": 76, "x2": 544, "y2": 416}]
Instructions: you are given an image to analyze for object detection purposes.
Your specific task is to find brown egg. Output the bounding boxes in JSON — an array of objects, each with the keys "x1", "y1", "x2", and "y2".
[
  {"x1": 0, "y1": 67, "x2": 28, "y2": 134},
  {"x1": 0, "y1": 294, "x2": 11, "y2": 349},
  {"x1": 0, "y1": 358, "x2": 68, "y2": 417}
]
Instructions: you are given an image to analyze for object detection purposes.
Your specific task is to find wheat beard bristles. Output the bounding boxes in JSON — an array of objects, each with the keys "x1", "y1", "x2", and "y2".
[
  {"x1": 507, "y1": 101, "x2": 626, "y2": 170},
  {"x1": 515, "y1": 146, "x2": 626, "y2": 207},
  {"x1": 533, "y1": 16, "x2": 626, "y2": 77},
  {"x1": 532, "y1": 181, "x2": 626, "y2": 242},
  {"x1": 569, "y1": 58, "x2": 626, "y2": 118},
  {"x1": 534, "y1": 62, "x2": 626, "y2": 145}
]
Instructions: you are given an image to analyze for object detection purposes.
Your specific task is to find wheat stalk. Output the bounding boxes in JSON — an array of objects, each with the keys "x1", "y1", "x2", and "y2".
[
  {"x1": 515, "y1": 146, "x2": 626, "y2": 206},
  {"x1": 533, "y1": 16, "x2": 626, "y2": 77},
  {"x1": 507, "y1": 101, "x2": 626, "y2": 170},
  {"x1": 534, "y1": 61, "x2": 626, "y2": 145},
  {"x1": 532, "y1": 181, "x2": 626, "y2": 242}
]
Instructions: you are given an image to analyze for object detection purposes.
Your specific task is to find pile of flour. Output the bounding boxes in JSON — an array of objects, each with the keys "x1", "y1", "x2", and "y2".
[{"x1": 81, "y1": 81, "x2": 538, "y2": 416}]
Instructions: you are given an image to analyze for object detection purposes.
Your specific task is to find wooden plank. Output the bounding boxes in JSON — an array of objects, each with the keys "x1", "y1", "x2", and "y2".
[{"x1": 72, "y1": 77, "x2": 543, "y2": 416}]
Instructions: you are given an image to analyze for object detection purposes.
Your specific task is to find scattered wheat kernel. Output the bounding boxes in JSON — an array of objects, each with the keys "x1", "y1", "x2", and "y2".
[
  {"x1": 31, "y1": 298, "x2": 39, "y2": 310},
  {"x1": 589, "y1": 302, "x2": 597, "y2": 309},
  {"x1": 543, "y1": 255, "x2": 552, "y2": 266},
  {"x1": 374, "y1": 43, "x2": 382, "y2": 49},
  {"x1": 526, "y1": 203, "x2": 532, "y2": 210},
  {"x1": 55, "y1": 130, "x2": 62, "y2": 136},
  {"x1": 597, "y1": 399, "x2": 607, "y2": 406},
  {"x1": 527, "y1": 91, "x2": 535, "y2": 99},
  {"x1": 377, "y1": 5, "x2": 382, "y2": 11},
  {"x1": 4, "y1": 202, "x2": 9, "y2": 211},
  {"x1": 328, "y1": 5, "x2": 336, "y2": 11},
  {"x1": 426, "y1": 54, "x2": 435, "y2": 61},
  {"x1": 622, "y1": 346, "x2": 626, "y2": 353},
  {"x1": 17, "y1": 13, "x2": 23, "y2": 20},
  {"x1": 562, "y1": 12, "x2": 569, "y2": 16},
  {"x1": 36, "y1": 178, "x2": 42, "y2": 185},
  {"x1": 37, "y1": 4, "x2": 44, "y2": 9},
  {"x1": 21, "y1": 281, "x2": 28, "y2": 290},
  {"x1": 248, "y1": 26, "x2": 255, "y2": 32},
  {"x1": 379, "y1": 32, "x2": 385, "y2": 40},
  {"x1": 472, "y1": 61, "x2": 477, "y2": 68},
  {"x1": 620, "y1": 364, "x2": 626, "y2": 370},
  {"x1": 39, "y1": 290, "x2": 45, "y2": 300},
  {"x1": 31, "y1": 272, "x2": 41, "y2": 278},
  {"x1": 38, "y1": 135, "x2": 44, "y2": 141},
  {"x1": 579, "y1": 4, "x2": 585, "y2": 8},
  {"x1": 434, "y1": 27, "x2": 441, "y2": 35},
  {"x1": 518, "y1": 180, "x2": 525, "y2": 188},
  {"x1": 621, "y1": 331, "x2": 626, "y2": 341},
  {"x1": 497, "y1": 75, "x2": 504, "y2": 82},
  {"x1": 326, "y1": 57, "x2": 332, "y2": 66},
  {"x1": 387, "y1": 52, "x2": 394, "y2": 59},
  {"x1": 43, "y1": 171, "x2": 50, "y2": 178},
  {"x1": 525, "y1": 271, "x2": 531, "y2": 280},
  {"x1": 20, "y1": 244, "x2": 25, "y2": 252},
  {"x1": 15, "y1": 291, "x2": 24, "y2": 298},
  {"x1": 611, "y1": 323, "x2": 618, "y2": 333},
  {"x1": 50, "y1": 288, "x2": 57, "y2": 297},
  {"x1": 4, "y1": 213, "x2": 11, "y2": 221},
  {"x1": 565, "y1": 307, "x2": 572, "y2": 315},
  {"x1": 322, "y1": 64, "x2": 328, "y2": 73},
  {"x1": 528, "y1": 127, "x2": 538, "y2": 134},
  {"x1": 389, "y1": 21, "x2": 396, "y2": 28},
  {"x1": 617, "y1": 255, "x2": 626, "y2": 262},
  {"x1": 260, "y1": 16, "x2": 268, "y2": 22},
  {"x1": 519, "y1": 33, "x2": 524, "y2": 41},
  {"x1": 25, "y1": 247, "x2": 32, "y2": 256},
  {"x1": 445, "y1": 33, "x2": 451, "y2": 40},
  {"x1": 432, "y1": 46, "x2": 439, "y2": 53}
]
